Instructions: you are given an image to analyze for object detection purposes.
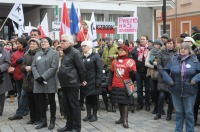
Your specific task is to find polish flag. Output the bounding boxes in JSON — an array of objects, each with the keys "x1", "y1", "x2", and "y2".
[
  {"x1": 38, "y1": 13, "x2": 49, "y2": 38},
  {"x1": 60, "y1": 0, "x2": 70, "y2": 36}
]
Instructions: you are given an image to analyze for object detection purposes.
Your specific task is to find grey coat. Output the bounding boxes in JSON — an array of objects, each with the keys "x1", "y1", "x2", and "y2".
[
  {"x1": 32, "y1": 47, "x2": 59, "y2": 93},
  {"x1": 0, "y1": 49, "x2": 13, "y2": 95}
]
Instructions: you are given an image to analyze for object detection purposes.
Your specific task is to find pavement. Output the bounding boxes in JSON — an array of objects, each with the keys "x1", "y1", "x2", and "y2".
[{"x1": 0, "y1": 95, "x2": 200, "y2": 132}]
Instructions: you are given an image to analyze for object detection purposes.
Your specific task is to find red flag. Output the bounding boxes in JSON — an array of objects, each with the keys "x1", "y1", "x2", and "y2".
[
  {"x1": 38, "y1": 13, "x2": 49, "y2": 38},
  {"x1": 38, "y1": 25, "x2": 45, "y2": 38},
  {"x1": 60, "y1": 0, "x2": 70, "y2": 37}
]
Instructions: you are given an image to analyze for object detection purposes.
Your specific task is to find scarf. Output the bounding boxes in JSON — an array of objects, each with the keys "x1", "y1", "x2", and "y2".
[
  {"x1": 149, "y1": 48, "x2": 161, "y2": 64},
  {"x1": 180, "y1": 54, "x2": 190, "y2": 81},
  {"x1": 138, "y1": 44, "x2": 149, "y2": 62},
  {"x1": 83, "y1": 48, "x2": 93, "y2": 57}
]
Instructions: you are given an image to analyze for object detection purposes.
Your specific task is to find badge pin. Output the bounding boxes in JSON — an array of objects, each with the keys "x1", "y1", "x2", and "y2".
[
  {"x1": 0, "y1": 53, "x2": 2, "y2": 57},
  {"x1": 186, "y1": 64, "x2": 191, "y2": 68},
  {"x1": 37, "y1": 56, "x2": 41, "y2": 60},
  {"x1": 87, "y1": 58, "x2": 90, "y2": 61}
]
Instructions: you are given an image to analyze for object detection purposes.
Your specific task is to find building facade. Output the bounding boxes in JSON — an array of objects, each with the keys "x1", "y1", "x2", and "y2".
[
  {"x1": 156, "y1": 0, "x2": 200, "y2": 39},
  {"x1": 0, "y1": 0, "x2": 174, "y2": 41}
]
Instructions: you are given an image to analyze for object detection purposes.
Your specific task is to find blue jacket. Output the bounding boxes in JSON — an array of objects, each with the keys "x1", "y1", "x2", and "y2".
[{"x1": 162, "y1": 54, "x2": 200, "y2": 97}]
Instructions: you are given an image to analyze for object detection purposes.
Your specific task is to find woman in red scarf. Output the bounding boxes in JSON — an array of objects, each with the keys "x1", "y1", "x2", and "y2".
[{"x1": 109, "y1": 44, "x2": 136, "y2": 128}]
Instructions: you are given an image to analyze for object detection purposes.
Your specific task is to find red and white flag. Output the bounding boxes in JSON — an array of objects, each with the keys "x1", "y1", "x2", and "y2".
[
  {"x1": 60, "y1": 0, "x2": 70, "y2": 36},
  {"x1": 38, "y1": 13, "x2": 49, "y2": 38}
]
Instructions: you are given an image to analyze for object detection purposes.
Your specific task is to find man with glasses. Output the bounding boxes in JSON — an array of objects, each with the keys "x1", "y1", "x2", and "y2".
[{"x1": 57, "y1": 34, "x2": 86, "y2": 132}]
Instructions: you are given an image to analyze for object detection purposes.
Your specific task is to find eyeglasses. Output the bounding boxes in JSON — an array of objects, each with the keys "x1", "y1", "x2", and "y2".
[{"x1": 60, "y1": 40, "x2": 67, "y2": 42}]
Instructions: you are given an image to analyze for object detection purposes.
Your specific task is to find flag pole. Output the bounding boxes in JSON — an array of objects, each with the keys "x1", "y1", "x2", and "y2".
[{"x1": 0, "y1": 17, "x2": 8, "y2": 31}]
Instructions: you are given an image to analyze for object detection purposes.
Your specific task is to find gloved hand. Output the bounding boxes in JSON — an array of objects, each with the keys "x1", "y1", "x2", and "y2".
[
  {"x1": 36, "y1": 76, "x2": 45, "y2": 84},
  {"x1": 16, "y1": 58, "x2": 24, "y2": 64}
]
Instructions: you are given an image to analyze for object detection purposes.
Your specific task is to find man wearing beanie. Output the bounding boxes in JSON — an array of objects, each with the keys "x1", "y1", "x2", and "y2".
[
  {"x1": 191, "y1": 26, "x2": 200, "y2": 46},
  {"x1": 161, "y1": 33, "x2": 169, "y2": 45}
]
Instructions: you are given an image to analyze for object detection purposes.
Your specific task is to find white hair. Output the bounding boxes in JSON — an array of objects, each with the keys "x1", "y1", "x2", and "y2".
[{"x1": 61, "y1": 34, "x2": 74, "y2": 45}]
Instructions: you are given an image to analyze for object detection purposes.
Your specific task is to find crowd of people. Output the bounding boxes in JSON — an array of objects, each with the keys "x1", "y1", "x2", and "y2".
[{"x1": 0, "y1": 22, "x2": 200, "y2": 132}]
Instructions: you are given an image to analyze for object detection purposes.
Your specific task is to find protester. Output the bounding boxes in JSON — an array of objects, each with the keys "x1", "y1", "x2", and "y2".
[
  {"x1": 21, "y1": 38, "x2": 40, "y2": 125},
  {"x1": 57, "y1": 34, "x2": 86, "y2": 132},
  {"x1": 109, "y1": 44, "x2": 136, "y2": 128},
  {"x1": 154, "y1": 39, "x2": 176, "y2": 120},
  {"x1": 81, "y1": 41, "x2": 102, "y2": 122},
  {"x1": 145, "y1": 39, "x2": 162, "y2": 114},
  {"x1": 30, "y1": 29, "x2": 41, "y2": 39},
  {"x1": 32, "y1": 37, "x2": 59, "y2": 130},
  {"x1": 130, "y1": 35, "x2": 150, "y2": 111},
  {"x1": 161, "y1": 33, "x2": 169, "y2": 45},
  {"x1": 191, "y1": 26, "x2": 200, "y2": 46},
  {"x1": 52, "y1": 39, "x2": 60, "y2": 49},
  {"x1": 162, "y1": 42, "x2": 200, "y2": 132},
  {"x1": 0, "y1": 41, "x2": 13, "y2": 116},
  {"x1": 8, "y1": 38, "x2": 29, "y2": 120},
  {"x1": 77, "y1": 21, "x2": 89, "y2": 43}
]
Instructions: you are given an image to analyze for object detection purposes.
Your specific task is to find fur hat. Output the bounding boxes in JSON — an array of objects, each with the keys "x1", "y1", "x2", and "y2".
[
  {"x1": 117, "y1": 44, "x2": 129, "y2": 53},
  {"x1": 42, "y1": 37, "x2": 52, "y2": 46},
  {"x1": 28, "y1": 38, "x2": 40, "y2": 46},
  {"x1": 161, "y1": 33, "x2": 169, "y2": 39},
  {"x1": 81, "y1": 41, "x2": 93, "y2": 49},
  {"x1": 184, "y1": 37, "x2": 195, "y2": 44}
]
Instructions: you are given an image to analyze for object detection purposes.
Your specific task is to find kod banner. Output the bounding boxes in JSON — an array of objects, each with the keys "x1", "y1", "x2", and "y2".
[{"x1": 117, "y1": 17, "x2": 138, "y2": 34}]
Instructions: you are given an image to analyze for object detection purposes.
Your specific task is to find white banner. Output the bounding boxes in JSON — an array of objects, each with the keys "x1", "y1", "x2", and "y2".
[
  {"x1": 117, "y1": 17, "x2": 138, "y2": 34},
  {"x1": 88, "y1": 12, "x2": 98, "y2": 47}
]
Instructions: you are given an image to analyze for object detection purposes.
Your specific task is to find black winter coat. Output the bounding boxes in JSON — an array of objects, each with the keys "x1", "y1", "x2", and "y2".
[
  {"x1": 81, "y1": 52, "x2": 102, "y2": 96},
  {"x1": 58, "y1": 46, "x2": 86, "y2": 88}
]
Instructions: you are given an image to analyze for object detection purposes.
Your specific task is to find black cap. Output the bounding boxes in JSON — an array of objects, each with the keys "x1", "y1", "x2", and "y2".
[{"x1": 42, "y1": 37, "x2": 52, "y2": 46}]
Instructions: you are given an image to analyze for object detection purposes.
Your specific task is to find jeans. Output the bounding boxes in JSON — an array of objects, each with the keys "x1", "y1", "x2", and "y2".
[
  {"x1": 157, "y1": 91, "x2": 173, "y2": 115},
  {"x1": 15, "y1": 80, "x2": 29, "y2": 116},
  {"x1": 149, "y1": 78, "x2": 159, "y2": 110},
  {"x1": 62, "y1": 87, "x2": 81, "y2": 131},
  {"x1": 136, "y1": 72, "x2": 151, "y2": 106},
  {"x1": 171, "y1": 94, "x2": 196, "y2": 132}
]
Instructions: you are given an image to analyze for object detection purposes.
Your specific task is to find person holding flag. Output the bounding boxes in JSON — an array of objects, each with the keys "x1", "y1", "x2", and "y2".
[{"x1": 77, "y1": 21, "x2": 89, "y2": 44}]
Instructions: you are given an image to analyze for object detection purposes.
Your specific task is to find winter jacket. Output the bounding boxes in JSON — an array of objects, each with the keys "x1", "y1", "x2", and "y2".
[
  {"x1": 102, "y1": 44, "x2": 118, "y2": 69},
  {"x1": 162, "y1": 55, "x2": 200, "y2": 97},
  {"x1": 130, "y1": 46, "x2": 148, "y2": 73},
  {"x1": 11, "y1": 48, "x2": 25, "y2": 80},
  {"x1": 58, "y1": 46, "x2": 86, "y2": 88},
  {"x1": 21, "y1": 50, "x2": 38, "y2": 92},
  {"x1": 32, "y1": 47, "x2": 59, "y2": 93},
  {"x1": 81, "y1": 52, "x2": 102, "y2": 96},
  {"x1": 0, "y1": 49, "x2": 13, "y2": 95},
  {"x1": 157, "y1": 49, "x2": 177, "y2": 91},
  {"x1": 110, "y1": 57, "x2": 136, "y2": 105}
]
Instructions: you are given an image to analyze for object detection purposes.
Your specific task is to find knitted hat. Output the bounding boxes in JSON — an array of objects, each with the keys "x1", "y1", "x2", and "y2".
[
  {"x1": 192, "y1": 26, "x2": 199, "y2": 32},
  {"x1": 117, "y1": 44, "x2": 129, "y2": 53},
  {"x1": 17, "y1": 38, "x2": 27, "y2": 48},
  {"x1": 42, "y1": 37, "x2": 52, "y2": 46},
  {"x1": 161, "y1": 33, "x2": 169, "y2": 39},
  {"x1": 153, "y1": 39, "x2": 163, "y2": 46},
  {"x1": 28, "y1": 38, "x2": 40, "y2": 46},
  {"x1": 184, "y1": 37, "x2": 195, "y2": 44},
  {"x1": 81, "y1": 41, "x2": 93, "y2": 49}
]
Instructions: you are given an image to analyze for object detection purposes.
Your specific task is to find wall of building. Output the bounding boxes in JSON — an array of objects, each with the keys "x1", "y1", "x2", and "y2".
[{"x1": 137, "y1": 7, "x2": 154, "y2": 40}]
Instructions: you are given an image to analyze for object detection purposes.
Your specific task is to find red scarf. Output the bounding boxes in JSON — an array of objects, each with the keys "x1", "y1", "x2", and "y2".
[{"x1": 138, "y1": 44, "x2": 149, "y2": 62}]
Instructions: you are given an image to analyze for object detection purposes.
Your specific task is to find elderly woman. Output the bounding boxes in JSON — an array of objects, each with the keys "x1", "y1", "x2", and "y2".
[
  {"x1": 162, "y1": 42, "x2": 200, "y2": 132},
  {"x1": 81, "y1": 41, "x2": 102, "y2": 122},
  {"x1": 32, "y1": 37, "x2": 59, "y2": 130},
  {"x1": 21, "y1": 38, "x2": 40, "y2": 125},
  {"x1": 0, "y1": 41, "x2": 13, "y2": 116},
  {"x1": 109, "y1": 44, "x2": 136, "y2": 128}
]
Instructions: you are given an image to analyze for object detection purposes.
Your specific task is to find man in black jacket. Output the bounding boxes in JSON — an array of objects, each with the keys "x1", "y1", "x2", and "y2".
[{"x1": 57, "y1": 34, "x2": 86, "y2": 132}]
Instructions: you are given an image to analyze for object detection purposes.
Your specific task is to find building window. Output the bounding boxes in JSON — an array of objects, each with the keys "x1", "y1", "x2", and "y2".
[
  {"x1": 158, "y1": 22, "x2": 171, "y2": 38},
  {"x1": 181, "y1": 0, "x2": 192, "y2": 5}
]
